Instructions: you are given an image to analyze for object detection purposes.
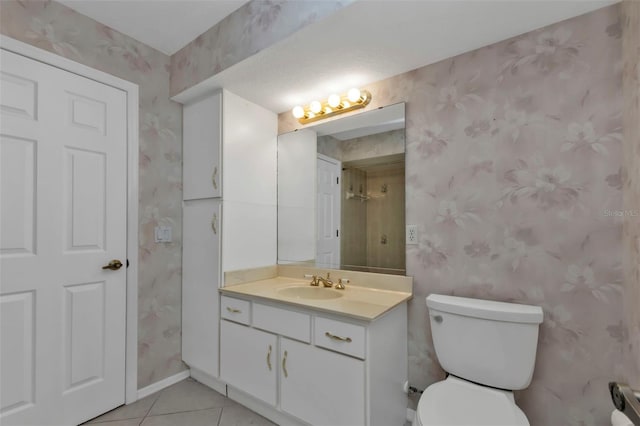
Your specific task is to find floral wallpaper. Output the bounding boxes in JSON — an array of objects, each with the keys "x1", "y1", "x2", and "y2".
[
  {"x1": 0, "y1": 0, "x2": 185, "y2": 388},
  {"x1": 170, "y1": 0, "x2": 353, "y2": 96},
  {"x1": 622, "y1": 0, "x2": 640, "y2": 390},
  {"x1": 281, "y1": 5, "x2": 628, "y2": 425}
]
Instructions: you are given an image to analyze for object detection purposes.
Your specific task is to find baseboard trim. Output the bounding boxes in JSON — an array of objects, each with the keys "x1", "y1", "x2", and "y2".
[
  {"x1": 189, "y1": 367, "x2": 227, "y2": 395},
  {"x1": 137, "y1": 369, "x2": 191, "y2": 400}
]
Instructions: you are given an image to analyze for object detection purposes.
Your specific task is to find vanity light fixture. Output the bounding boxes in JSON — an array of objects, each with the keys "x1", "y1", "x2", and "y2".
[{"x1": 291, "y1": 88, "x2": 372, "y2": 124}]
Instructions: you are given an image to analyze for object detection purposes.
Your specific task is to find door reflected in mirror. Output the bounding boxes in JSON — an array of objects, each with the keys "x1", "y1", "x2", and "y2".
[{"x1": 278, "y1": 103, "x2": 405, "y2": 275}]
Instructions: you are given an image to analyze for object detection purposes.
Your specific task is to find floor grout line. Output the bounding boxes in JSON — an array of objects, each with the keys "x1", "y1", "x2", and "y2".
[
  {"x1": 86, "y1": 379, "x2": 273, "y2": 426},
  {"x1": 139, "y1": 385, "x2": 165, "y2": 425},
  {"x1": 146, "y1": 404, "x2": 232, "y2": 417},
  {"x1": 217, "y1": 406, "x2": 224, "y2": 426},
  {"x1": 143, "y1": 405, "x2": 231, "y2": 418}
]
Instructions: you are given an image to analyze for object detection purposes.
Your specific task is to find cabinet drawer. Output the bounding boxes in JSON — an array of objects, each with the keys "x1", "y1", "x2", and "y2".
[
  {"x1": 314, "y1": 317, "x2": 365, "y2": 359},
  {"x1": 253, "y1": 303, "x2": 311, "y2": 343},
  {"x1": 221, "y1": 296, "x2": 250, "y2": 324}
]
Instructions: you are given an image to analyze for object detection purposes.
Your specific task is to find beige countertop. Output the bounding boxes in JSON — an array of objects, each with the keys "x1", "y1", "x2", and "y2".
[{"x1": 219, "y1": 276, "x2": 412, "y2": 321}]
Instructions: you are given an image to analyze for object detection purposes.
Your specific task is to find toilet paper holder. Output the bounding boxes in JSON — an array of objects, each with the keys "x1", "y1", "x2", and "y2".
[{"x1": 609, "y1": 382, "x2": 640, "y2": 425}]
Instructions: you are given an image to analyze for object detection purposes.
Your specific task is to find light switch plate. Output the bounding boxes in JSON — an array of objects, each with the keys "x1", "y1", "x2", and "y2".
[
  {"x1": 154, "y1": 226, "x2": 172, "y2": 243},
  {"x1": 406, "y1": 225, "x2": 418, "y2": 245}
]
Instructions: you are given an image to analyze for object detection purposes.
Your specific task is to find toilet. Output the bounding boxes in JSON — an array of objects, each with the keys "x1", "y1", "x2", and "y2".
[{"x1": 414, "y1": 294, "x2": 544, "y2": 426}]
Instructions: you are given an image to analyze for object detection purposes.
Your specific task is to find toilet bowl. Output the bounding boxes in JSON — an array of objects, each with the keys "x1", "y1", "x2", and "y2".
[
  {"x1": 414, "y1": 294, "x2": 544, "y2": 426},
  {"x1": 414, "y1": 376, "x2": 528, "y2": 426}
]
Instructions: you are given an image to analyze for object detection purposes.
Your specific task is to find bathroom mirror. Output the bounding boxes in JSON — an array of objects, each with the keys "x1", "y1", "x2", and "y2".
[{"x1": 277, "y1": 103, "x2": 405, "y2": 275}]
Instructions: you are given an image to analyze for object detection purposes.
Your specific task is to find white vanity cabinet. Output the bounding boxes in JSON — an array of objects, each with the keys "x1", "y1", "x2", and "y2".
[
  {"x1": 280, "y1": 337, "x2": 365, "y2": 426},
  {"x1": 219, "y1": 295, "x2": 408, "y2": 426},
  {"x1": 220, "y1": 320, "x2": 277, "y2": 406}
]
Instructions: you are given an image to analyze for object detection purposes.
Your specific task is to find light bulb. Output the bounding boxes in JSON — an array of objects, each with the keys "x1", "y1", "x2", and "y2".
[
  {"x1": 327, "y1": 94, "x2": 341, "y2": 108},
  {"x1": 292, "y1": 106, "x2": 305, "y2": 119},
  {"x1": 310, "y1": 101, "x2": 322, "y2": 114},
  {"x1": 324, "y1": 106, "x2": 332, "y2": 114},
  {"x1": 347, "y1": 88, "x2": 361, "y2": 103},
  {"x1": 342, "y1": 101, "x2": 351, "y2": 108},
  {"x1": 307, "y1": 112, "x2": 315, "y2": 119}
]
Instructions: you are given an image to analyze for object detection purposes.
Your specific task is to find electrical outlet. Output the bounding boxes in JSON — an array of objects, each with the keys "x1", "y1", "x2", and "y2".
[{"x1": 406, "y1": 225, "x2": 418, "y2": 245}]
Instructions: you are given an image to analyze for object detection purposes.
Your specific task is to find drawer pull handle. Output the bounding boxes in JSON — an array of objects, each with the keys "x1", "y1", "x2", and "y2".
[
  {"x1": 212, "y1": 166, "x2": 218, "y2": 190},
  {"x1": 282, "y1": 350, "x2": 288, "y2": 378},
  {"x1": 226, "y1": 307, "x2": 241, "y2": 314},
  {"x1": 325, "y1": 332, "x2": 352, "y2": 343},
  {"x1": 266, "y1": 345, "x2": 272, "y2": 371},
  {"x1": 211, "y1": 213, "x2": 218, "y2": 235}
]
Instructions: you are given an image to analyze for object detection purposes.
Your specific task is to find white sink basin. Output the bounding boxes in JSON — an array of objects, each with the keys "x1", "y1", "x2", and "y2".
[{"x1": 277, "y1": 286, "x2": 343, "y2": 300}]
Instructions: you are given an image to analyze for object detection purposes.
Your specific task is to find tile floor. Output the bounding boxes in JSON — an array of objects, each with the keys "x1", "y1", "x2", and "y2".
[{"x1": 85, "y1": 378, "x2": 275, "y2": 426}]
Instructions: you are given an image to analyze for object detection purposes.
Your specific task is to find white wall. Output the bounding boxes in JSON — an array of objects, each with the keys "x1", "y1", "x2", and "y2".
[
  {"x1": 221, "y1": 90, "x2": 278, "y2": 271},
  {"x1": 277, "y1": 129, "x2": 317, "y2": 263}
]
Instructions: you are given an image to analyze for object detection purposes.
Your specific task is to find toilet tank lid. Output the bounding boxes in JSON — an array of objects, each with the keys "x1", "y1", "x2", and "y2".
[{"x1": 426, "y1": 294, "x2": 543, "y2": 324}]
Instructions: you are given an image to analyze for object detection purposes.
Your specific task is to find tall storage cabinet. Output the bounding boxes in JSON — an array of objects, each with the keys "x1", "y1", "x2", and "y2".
[
  {"x1": 183, "y1": 93, "x2": 222, "y2": 200},
  {"x1": 181, "y1": 89, "x2": 277, "y2": 381},
  {"x1": 182, "y1": 92, "x2": 222, "y2": 378},
  {"x1": 182, "y1": 198, "x2": 221, "y2": 376}
]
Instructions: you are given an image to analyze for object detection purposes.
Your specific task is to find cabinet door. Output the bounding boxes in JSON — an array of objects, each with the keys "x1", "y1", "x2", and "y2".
[
  {"x1": 220, "y1": 320, "x2": 277, "y2": 406},
  {"x1": 280, "y1": 338, "x2": 365, "y2": 425},
  {"x1": 183, "y1": 92, "x2": 221, "y2": 200},
  {"x1": 182, "y1": 198, "x2": 221, "y2": 376}
]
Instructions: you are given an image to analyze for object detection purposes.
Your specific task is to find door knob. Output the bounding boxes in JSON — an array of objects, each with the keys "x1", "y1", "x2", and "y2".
[{"x1": 102, "y1": 259, "x2": 123, "y2": 271}]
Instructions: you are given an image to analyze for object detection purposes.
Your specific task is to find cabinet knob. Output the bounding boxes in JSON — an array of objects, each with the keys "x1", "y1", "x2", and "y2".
[
  {"x1": 266, "y1": 345, "x2": 272, "y2": 371},
  {"x1": 226, "y1": 307, "x2": 241, "y2": 314}
]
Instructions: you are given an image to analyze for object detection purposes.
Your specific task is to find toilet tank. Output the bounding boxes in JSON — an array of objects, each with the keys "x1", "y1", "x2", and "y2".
[{"x1": 426, "y1": 294, "x2": 543, "y2": 390}]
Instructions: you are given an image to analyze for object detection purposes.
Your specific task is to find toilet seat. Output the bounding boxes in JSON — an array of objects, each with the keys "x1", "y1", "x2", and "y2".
[{"x1": 415, "y1": 376, "x2": 529, "y2": 426}]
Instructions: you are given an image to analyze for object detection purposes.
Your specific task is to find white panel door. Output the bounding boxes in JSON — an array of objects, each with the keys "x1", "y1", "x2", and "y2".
[
  {"x1": 182, "y1": 198, "x2": 221, "y2": 377},
  {"x1": 0, "y1": 49, "x2": 128, "y2": 425},
  {"x1": 183, "y1": 92, "x2": 221, "y2": 200},
  {"x1": 316, "y1": 154, "x2": 341, "y2": 268},
  {"x1": 280, "y1": 338, "x2": 365, "y2": 426},
  {"x1": 220, "y1": 321, "x2": 277, "y2": 406}
]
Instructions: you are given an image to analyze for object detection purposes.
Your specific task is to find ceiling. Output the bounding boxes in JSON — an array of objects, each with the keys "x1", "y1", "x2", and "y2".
[
  {"x1": 60, "y1": 0, "x2": 618, "y2": 112},
  {"x1": 59, "y1": 0, "x2": 250, "y2": 55}
]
